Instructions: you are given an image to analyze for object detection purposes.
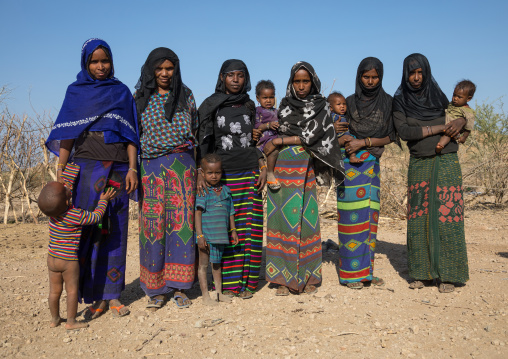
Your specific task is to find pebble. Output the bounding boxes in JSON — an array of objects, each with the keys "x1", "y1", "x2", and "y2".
[
  {"x1": 63, "y1": 338, "x2": 72, "y2": 343},
  {"x1": 492, "y1": 340, "x2": 500, "y2": 346},
  {"x1": 211, "y1": 349, "x2": 217, "y2": 354}
]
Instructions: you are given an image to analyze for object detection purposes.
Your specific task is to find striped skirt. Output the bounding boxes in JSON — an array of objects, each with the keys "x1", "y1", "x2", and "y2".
[
  {"x1": 265, "y1": 145, "x2": 322, "y2": 293},
  {"x1": 220, "y1": 169, "x2": 263, "y2": 294},
  {"x1": 337, "y1": 150, "x2": 380, "y2": 284},
  {"x1": 407, "y1": 153, "x2": 469, "y2": 283}
]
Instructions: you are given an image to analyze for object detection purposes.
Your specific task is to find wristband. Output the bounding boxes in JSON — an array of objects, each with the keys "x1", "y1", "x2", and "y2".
[
  {"x1": 197, "y1": 234, "x2": 204, "y2": 239},
  {"x1": 260, "y1": 165, "x2": 267, "y2": 170},
  {"x1": 364, "y1": 138, "x2": 368, "y2": 147},
  {"x1": 128, "y1": 168, "x2": 138, "y2": 173},
  {"x1": 281, "y1": 137, "x2": 284, "y2": 146},
  {"x1": 57, "y1": 163, "x2": 65, "y2": 168},
  {"x1": 367, "y1": 137, "x2": 372, "y2": 147},
  {"x1": 229, "y1": 228, "x2": 237, "y2": 232},
  {"x1": 267, "y1": 122, "x2": 270, "y2": 130}
]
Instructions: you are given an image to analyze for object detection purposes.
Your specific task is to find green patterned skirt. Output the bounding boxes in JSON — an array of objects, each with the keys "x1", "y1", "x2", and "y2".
[{"x1": 407, "y1": 152, "x2": 469, "y2": 284}]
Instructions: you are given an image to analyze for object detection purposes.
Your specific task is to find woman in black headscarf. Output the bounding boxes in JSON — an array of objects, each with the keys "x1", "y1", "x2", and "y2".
[
  {"x1": 197, "y1": 59, "x2": 266, "y2": 300},
  {"x1": 265, "y1": 61, "x2": 344, "y2": 296},
  {"x1": 393, "y1": 53, "x2": 469, "y2": 293},
  {"x1": 135, "y1": 48, "x2": 198, "y2": 310},
  {"x1": 337, "y1": 57, "x2": 396, "y2": 289}
]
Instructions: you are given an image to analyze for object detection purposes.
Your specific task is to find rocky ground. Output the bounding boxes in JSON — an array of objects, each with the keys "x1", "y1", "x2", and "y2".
[{"x1": 0, "y1": 204, "x2": 507, "y2": 359}]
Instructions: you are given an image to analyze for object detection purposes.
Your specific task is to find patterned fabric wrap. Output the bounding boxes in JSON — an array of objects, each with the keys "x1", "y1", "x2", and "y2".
[
  {"x1": 337, "y1": 148, "x2": 380, "y2": 284},
  {"x1": 407, "y1": 152, "x2": 469, "y2": 283},
  {"x1": 265, "y1": 146, "x2": 322, "y2": 292},
  {"x1": 139, "y1": 87, "x2": 198, "y2": 159},
  {"x1": 74, "y1": 158, "x2": 129, "y2": 303},
  {"x1": 220, "y1": 170, "x2": 263, "y2": 294},
  {"x1": 139, "y1": 150, "x2": 196, "y2": 297}
]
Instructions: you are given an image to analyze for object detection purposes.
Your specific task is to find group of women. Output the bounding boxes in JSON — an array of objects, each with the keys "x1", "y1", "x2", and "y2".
[{"x1": 45, "y1": 38, "x2": 469, "y2": 319}]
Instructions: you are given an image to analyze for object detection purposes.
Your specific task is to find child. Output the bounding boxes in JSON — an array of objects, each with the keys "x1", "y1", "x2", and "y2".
[
  {"x1": 328, "y1": 92, "x2": 362, "y2": 163},
  {"x1": 254, "y1": 80, "x2": 282, "y2": 190},
  {"x1": 436, "y1": 80, "x2": 476, "y2": 153},
  {"x1": 195, "y1": 154, "x2": 239, "y2": 306},
  {"x1": 38, "y1": 163, "x2": 115, "y2": 329}
]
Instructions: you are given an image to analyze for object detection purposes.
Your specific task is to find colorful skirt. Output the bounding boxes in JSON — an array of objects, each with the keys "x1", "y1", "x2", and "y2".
[
  {"x1": 337, "y1": 150, "x2": 380, "y2": 284},
  {"x1": 407, "y1": 152, "x2": 469, "y2": 283},
  {"x1": 265, "y1": 145, "x2": 322, "y2": 292},
  {"x1": 221, "y1": 169, "x2": 263, "y2": 294},
  {"x1": 139, "y1": 151, "x2": 196, "y2": 297},
  {"x1": 74, "y1": 158, "x2": 129, "y2": 303}
]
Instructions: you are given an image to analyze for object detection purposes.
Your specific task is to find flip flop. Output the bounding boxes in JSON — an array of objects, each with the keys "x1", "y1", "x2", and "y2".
[
  {"x1": 110, "y1": 305, "x2": 130, "y2": 318},
  {"x1": 304, "y1": 285, "x2": 318, "y2": 295},
  {"x1": 371, "y1": 277, "x2": 385, "y2": 287},
  {"x1": 409, "y1": 281, "x2": 424, "y2": 289},
  {"x1": 222, "y1": 290, "x2": 237, "y2": 298},
  {"x1": 438, "y1": 283, "x2": 455, "y2": 293},
  {"x1": 275, "y1": 286, "x2": 290, "y2": 296},
  {"x1": 238, "y1": 291, "x2": 253, "y2": 299},
  {"x1": 84, "y1": 306, "x2": 105, "y2": 321},
  {"x1": 171, "y1": 295, "x2": 191, "y2": 309},
  {"x1": 267, "y1": 180, "x2": 281, "y2": 190},
  {"x1": 146, "y1": 296, "x2": 165, "y2": 309},
  {"x1": 346, "y1": 282, "x2": 364, "y2": 289}
]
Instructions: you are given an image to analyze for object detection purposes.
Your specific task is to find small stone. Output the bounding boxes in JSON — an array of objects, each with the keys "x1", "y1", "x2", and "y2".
[
  {"x1": 492, "y1": 340, "x2": 500, "y2": 346},
  {"x1": 63, "y1": 337, "x2": 72, "y2": 343},
  {"x1": 484, "y1": 325, "x2": 491, "y2": 332},
  {"x1": 137, "y1": 316, "x2": 145, "y2": 323},
  {"x1": 237, "y1": 326, "x2": 245, "y2": 332},
  {"x1": 211, "y1": 349, "x2": 217, "y2": 354},
  {"x1": 374, "y1": 322, "x2": 381, "y2": 327},
  {"x1": 196, "y1": 333, "x2": 204, "y2": 339}
]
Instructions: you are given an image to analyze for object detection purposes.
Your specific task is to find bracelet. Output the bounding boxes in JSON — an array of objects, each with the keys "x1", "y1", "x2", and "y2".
[
  {"x1": 426, "y1": 126, "x2": 431, "y2": 136},
  {"x1": 260, "y1": 165, "x2": 267, "y2": 170},
  {"x1": 294, "y1": 136, "x2": 298, "y2": 144},
  {"x1": 57, "y1": 163, "x2": 65, "y2": 168},
  {"x1": 197, "y1": 234, "x2": 204, "y2": 239},
  {"x1": 364, "y1": 138, "x2": 368, "y2": 147},
  {"x1": 281, "y1": 137, "x2": 284, "y2": 146},
  {"x1": 57, "y1": 168, "x2": 63, "y2": 172},
  {"x1": 229, "y1": 228, "x2": 237, "y2": 232},
  {"x1": 267, "y1": 122, "x2": 270, "y2": 130},
  {"x1": 128, "y1": 168, "x2": 138, "y2": 173},
  {"x1": 367, "y1": 137, "x2": 372, "y2": 147},
  {"x1": 430, "y1": 126, "x2": 434, "y2": 135}
]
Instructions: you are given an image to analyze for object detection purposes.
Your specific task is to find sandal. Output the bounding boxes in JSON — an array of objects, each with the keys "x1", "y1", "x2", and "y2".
[
  {"x1": 304, "y1": 284, "x2": 318, "y2": 295},
  {"x1": 222, "y1": 290, "x2": 237, "y2": 298},
  {"x1": 267, "y1": 180, "x2": 281, "y2": 190},
  {"x1": 171, "y1": 294, "x2": 191, "y2": 308},
  {"x1": 409, "y1": 281, "x2": 424, "y2": 289},
  {"x1": 146, "y1": 295, "x2": 165, "y2": 310},
  {"x1": 238, "y1": 290, "x2": 253, "y2": 299},
  {"x1": 110, "y1": 304, "x2": 130, "y2": 318},
  {"x1": 371, "y1": 277, "x2": 385, "y2": 287},
  {"x1": 84, "y1": 301, "x2": 107, "y2": 320},
  {"x1": 438, "y1": 283, "x2": 455, "y2": 293},
  {"x1": 275, "y1": 286, "x2": 290, "y2": 296},
  {"x1": 346, "y1": 282, "x2": 364, "y2": 289}
]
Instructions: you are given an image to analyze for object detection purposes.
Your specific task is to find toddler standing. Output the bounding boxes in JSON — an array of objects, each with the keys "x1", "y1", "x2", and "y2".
[
  {"x1": 38, "y1": 163, "x2": 115, "y2": 329},
  {"x1": 195, "y1": 154, "x2": 238, "y2": 306},
  {"x1": 436, "y1": 80, "x2": 476, "y2": 153}
]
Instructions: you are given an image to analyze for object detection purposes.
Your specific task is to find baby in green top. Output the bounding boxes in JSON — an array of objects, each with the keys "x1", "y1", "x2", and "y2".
[{"x1": 436, "y1": 80, "x2": 476, "y2": 153}]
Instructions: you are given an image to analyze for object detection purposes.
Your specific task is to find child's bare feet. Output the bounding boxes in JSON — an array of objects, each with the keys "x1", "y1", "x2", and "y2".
[
  {"x1": 218, "y1": 292, "x2": 232, "y2": 302},
  {"x1": 349, "y1": 154, "x2": 363, "y2": 164},
  {"x1": 50, "y1": 316, "x2": 62, "y2": 328},
  {"x1": 65, "y1": 320, "x2": 89, "y2": 330},
  {"x1": 436, "y1": 135, "x2": 451, "y2": 153},
  {"x1": 202, "y1": 294, "x2": 218, "y2": 306}
]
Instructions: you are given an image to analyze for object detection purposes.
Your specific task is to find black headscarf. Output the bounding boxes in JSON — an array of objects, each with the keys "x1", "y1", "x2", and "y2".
[
  {"x1": 393, "y1": 53, "x2": 449, "y2": 121},
  {"x1": 346, "y1": 57, "x2": 396, "y2": 157},
  {"x1": 278, "y1": 61, "x2": 344, "y2": 186},
  {"x1": 197, "y1": 59, "x2": 255, "y2": 154},
  {"x1": 134, "y1": 47, "x2": 185, "y2": 122}
]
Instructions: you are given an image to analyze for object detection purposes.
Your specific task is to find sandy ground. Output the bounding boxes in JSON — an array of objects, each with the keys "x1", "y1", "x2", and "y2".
[{"x1": 0, "y1": 205, "x2": 507, "y2": 359}]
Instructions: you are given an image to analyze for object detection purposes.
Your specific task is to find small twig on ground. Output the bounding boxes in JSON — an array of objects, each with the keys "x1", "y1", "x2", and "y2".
[
  {"x1": 373, "y1": 287, "x2": 395, "y2": 292},
  {"x1": 414, "y1": 299, "x2": 472, "y2": 311},
  {"x1": 135, "y1": 328, "x2": 166, "y2": 352}
]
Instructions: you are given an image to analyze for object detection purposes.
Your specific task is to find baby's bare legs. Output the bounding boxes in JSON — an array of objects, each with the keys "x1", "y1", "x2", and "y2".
[
  {"x1": 63, "y1": 261, "x2": 87, "y2": 329},
  {"x1": 348, "y1": 152, "x2": 363, "y2": 164},
  {"x1": 266, "y1": 149, "x2": 280, "y2": 187},
  {"x1": 198, "y1": 246, "x2": 217, "y2": 306},
  {"x1": 212, "y1": 263, "x2": 232, "y2": 303},
  {"x1": 436, "y1": 135, "x2": 452, "y2": 153},
  {"x1": 47, "y1": 257, "x2": 63, "y2": 328}
]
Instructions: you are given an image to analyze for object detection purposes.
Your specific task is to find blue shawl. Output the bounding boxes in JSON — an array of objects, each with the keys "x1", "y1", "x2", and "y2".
[{"x1": 46, "y1": 38, "x2": 139, "y2": 156}]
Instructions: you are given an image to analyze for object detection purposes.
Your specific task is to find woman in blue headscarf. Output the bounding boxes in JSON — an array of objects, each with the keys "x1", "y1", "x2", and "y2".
[{"x1": 46, "y1": 38, "x2": 139, "y2": 319}]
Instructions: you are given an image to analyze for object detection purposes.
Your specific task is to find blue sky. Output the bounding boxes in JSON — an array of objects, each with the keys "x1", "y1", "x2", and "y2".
[{"x1": 1, "y1": 0, "x2": 506, "y2": 117}]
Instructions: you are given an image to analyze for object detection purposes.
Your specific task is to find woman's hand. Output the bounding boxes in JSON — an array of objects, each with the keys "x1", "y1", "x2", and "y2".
[
  {"x1": 344, "y1": 138, "x2": 365, "y2": 154},
  {"x1": 196, "y1": 170, "x2": 209, "y2": 197},
  {"x1": 252, "y1": 128, "x2": 262, "y2": 142},
  {"x1": 255, "y1": 162, "x2": 267, "y2": 194},
  {"x1": 444, "y1": 117, "x2": 466, "y2": 138},
  {"x1": 125, "y1": 170, "x2": 138, "y2": 195},
  {"x1": 334, "y1": 122, "x2": 348, "y2": 134}
]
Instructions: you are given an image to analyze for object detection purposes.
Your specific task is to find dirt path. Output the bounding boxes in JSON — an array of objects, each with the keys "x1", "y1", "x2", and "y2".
[{"x1": 0, "y1": 207, "x2": 507, "y2": 358}]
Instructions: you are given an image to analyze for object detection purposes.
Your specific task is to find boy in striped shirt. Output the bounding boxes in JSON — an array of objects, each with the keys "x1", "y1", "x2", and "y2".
[
  {"x1": 195, "y1": 154, "x2": 238, "y2": 306},
  {"x1": 38, "y1": 163, "x2": 115, "y2": 330}
]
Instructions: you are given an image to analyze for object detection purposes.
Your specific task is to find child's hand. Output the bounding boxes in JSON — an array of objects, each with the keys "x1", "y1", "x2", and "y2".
[
  {"x1": 269, "y1": 121, "x2": 280, "y2": 130},
  {"x1": 197, "y1": 236, "x2": 208, "y2": 251},
  {"x1": 231, "y1": 230, "x2": 239, "y2": 246},
  {"x1": 100, "y1": 187, "x2": 116, "y2": 202},
  {"x1": 252, "y1": 128, "x2": 262, "y2": 141}
]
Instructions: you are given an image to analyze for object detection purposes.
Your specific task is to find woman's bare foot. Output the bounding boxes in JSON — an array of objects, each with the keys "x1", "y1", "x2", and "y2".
[
  {"x1": 266, "y1": 172, "x2": 280, "y2": 190},
  {"x1": 50, "y1": 316, "x2": 62, "y2": 328},
  {"x1": 109, "y1": 299, "x2": 130, "y2": 317},
  {"x1": 65, "y1": 320, "x2": 89, "y2": 330},
  {"x1": 84, "y1": 300, "x2": 107, "y2": 320},
  {"x1": 349, "y1": 154, "x2": 363, "y2": 164}
]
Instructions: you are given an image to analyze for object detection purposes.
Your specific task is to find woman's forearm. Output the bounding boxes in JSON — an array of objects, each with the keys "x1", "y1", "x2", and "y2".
[
  {"x1": 127, "y1": 143, "x2": 137, "y2": 169},
  {"x1": 59, "y1": 139, "x2": 74, "y2": 166},
  {"x1": 368, "y1": 136, "x2": 391, "y2": 147}
]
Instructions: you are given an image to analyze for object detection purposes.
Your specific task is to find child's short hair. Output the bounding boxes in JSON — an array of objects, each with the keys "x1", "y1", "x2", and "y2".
[
  {"x1": 327, "y1": 91, "x2": 345, "y2": 102},
  {"x1": 455, "y1": 80, "x2": 476, "y2": 98},
  {"x1": 201, "y1": 153, "x2": 222, "y2": 167},
  {"x1": 255, "y1": 80, "x2": 275, "y2": 97},
  {"x1": 38, "y1": 182, "x2": 68, "y2": 217}
]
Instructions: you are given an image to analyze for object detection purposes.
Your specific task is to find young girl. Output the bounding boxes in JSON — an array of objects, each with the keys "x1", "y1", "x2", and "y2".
[{"x1": 254, "y1": 80, "x2": 281, "y2": 190}]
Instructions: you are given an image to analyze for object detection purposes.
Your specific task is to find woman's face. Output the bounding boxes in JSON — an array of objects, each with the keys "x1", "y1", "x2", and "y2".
[
  {"x1": 293, "y1": 69, "x2": 312, "y2": 99},
  {"x1": 88, "y1": 48, "x2": 111, "y2": 80},
  {"x1": 222, "y1": 71, "x2": 245, "y2": 94},
  {"x1": 155, "y1": 60, "x2": 175, "y2": 92},
  {"x1": 408, "y1": 68, "x2": 423, "y2": 89},
  {"x1": 361, "y1": 68, "x2": 380, "y2": 89}
]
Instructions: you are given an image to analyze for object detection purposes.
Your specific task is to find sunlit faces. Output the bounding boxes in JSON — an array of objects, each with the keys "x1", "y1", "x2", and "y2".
[
  {"x1": 256, "y1": 88, "x2": 275, "y2": 110},
  {"x1": 155, "y1": 60, "x2": 175, "y2": 93},
  {"x1": 202, "y1": 160, "x2": 222, "y2": 187},
  {"x1": 293, "y1": 69, "x2": 312, "y2": 99},
  {"x1": 408, "y1": 68, "x2": 423, "y2": 89},
  {"x1": 88, "y1": 48, "x2": 111, "y2": 80},
  {"x1": 361, "y1": 68, "x2": 380, "y2": 89},
  {"x1": 221, "y1": 71, "x2": 245, "y2": 94},
  {"x1": 329, "y1": 95, "x2": 347, "y2": 115},
  {"x1": 451, "y1": 88, "x2": 472, "y2": 107}
]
